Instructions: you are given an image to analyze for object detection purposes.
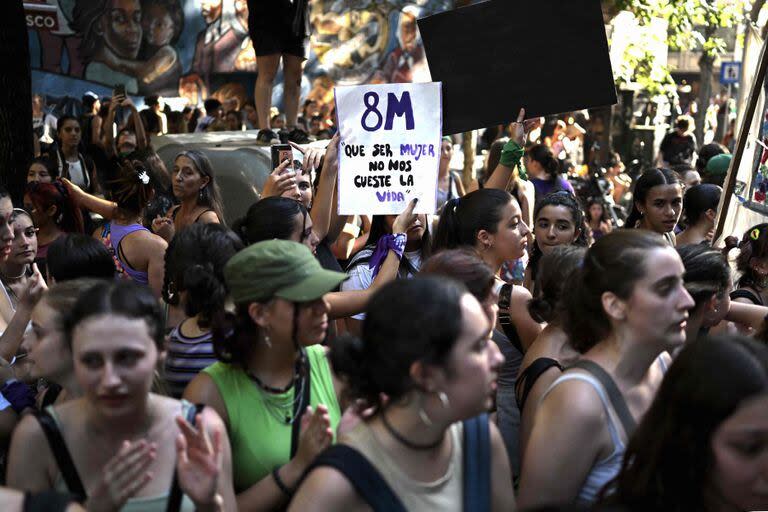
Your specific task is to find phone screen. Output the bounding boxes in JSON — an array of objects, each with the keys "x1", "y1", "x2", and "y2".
[{"x1": 113, "y1": 84, "x2": 126, "y2": 97}]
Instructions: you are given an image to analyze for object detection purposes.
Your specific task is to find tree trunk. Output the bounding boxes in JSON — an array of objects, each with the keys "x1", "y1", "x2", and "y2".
[
  {"x1": 0, "y1": 0, "x2": 32, "y2": 203},
  {"x1": 461, "y1": 131, "x2": 475, "y2": 188},
  {"x1": 696, "y1": 50, "x2": 716, "y2": 147}
]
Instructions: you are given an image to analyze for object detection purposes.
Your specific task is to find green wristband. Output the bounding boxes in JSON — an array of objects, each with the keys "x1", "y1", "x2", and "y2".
[{"x1": 499, "y1": 140, "x2": 524, "y2": 168}]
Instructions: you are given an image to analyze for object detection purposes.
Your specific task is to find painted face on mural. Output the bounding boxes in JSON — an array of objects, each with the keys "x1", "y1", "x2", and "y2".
[
  {"x1": 143, "y1": 3, "x2": 175, "y2": 47},
  {"x1": 201, "y1": 0, "x2": 223, "y2": 24},
  {"x1": 101, "y1": 0, "x2": 142, "y2": 59}
]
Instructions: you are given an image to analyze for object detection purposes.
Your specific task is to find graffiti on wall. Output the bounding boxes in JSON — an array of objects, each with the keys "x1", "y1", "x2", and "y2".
[{"x1": 26, "y1": 0, "x2": 458, "y2": 108}]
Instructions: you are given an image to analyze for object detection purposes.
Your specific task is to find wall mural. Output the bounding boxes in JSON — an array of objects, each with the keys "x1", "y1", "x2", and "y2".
[{"x1": 25, "y1": 0, "x2": 457, "y2": 111}]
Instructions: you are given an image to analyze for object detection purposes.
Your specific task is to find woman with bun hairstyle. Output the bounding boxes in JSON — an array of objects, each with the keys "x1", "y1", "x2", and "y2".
[
  {"x1": 602, "y1": 335, "x2": 768, "y2": 512},
  {"x1": 92, "y1": 160, "x2": 168, "y2": 297},
  {"x1": 676, "y1": 183, "x2": 722, "y2": 246},
  {"x1": 8, "y1": 280, "x2": 236, "y2": 511},
  {"x1": 524, "y1": 144, "x2": 574, "y2": 205},
  {"x1": 524, "y1": 191, "x2": 588, "y2": 292},
  {"x1": 728, "y1": 223, "x2": 768, "y2": 306},
  {"x1": 162, "y1": 223, "x2": 243, "y2": 398},
  {"x1": 625, "y1": 168, "x2": 683, "y2": 245},
  {"x1": 290, "y1": 277, "x2": 514, "y2": 511},
  {"x1": 184, "y1": 240, "x2": 347, "y2": 511},
  {"x1": 518, "y1": 230, "x2": 694, "y2": 507},
  {"x1": 516, "y1": 245, "x2": 585, "y2": 457},
  {"x1": 236, "y1": 196, "x2": 419, "y2": 321},
  {"x1": 433, "y1": 188, "x2": 541, "y2": 353}
]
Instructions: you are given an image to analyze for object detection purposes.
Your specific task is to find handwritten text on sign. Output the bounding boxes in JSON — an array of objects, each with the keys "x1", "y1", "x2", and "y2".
[{"x1": 335, "y1": 82, "x2": 442, "y2": 215}]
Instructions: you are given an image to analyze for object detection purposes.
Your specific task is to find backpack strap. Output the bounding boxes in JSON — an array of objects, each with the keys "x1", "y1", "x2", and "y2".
[
  {"x1": 497, "y1": 284, "x2": 525, "y2": 353},
  {"x1": 514, "y1": 357, "x2": 564, "y2": 411},
  {"x1": 166, "y1": 403, "x2": 205, "y2": 512},
  {"x1": 34, "y1": 410, "x2": 87, "y2": 502},
  {"x1": 304, "y1": 444, "x2": 406, "y2": 512},
  {"x1": 462, "y1": 414, "x2": 491, "y2": 512},
  {"x1": 568, "y1": 360, "x2": 636, "y2": 436},
  {"x1": 290, "y1": 349, "x2": 312, "y2": 458}
]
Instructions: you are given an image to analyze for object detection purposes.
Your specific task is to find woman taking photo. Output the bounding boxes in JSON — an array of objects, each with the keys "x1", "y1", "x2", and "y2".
[
  {"x1": 163, "y1": 223, "x2": 243, "y2": 398},
  {"x1": 152, "y1": 150, "x2": 225, "y2": 242},
  {"x1": 676, "y1": 183, "x2": 722, "y2": 246},
  {"x1": 603, "y1": 335, "x2": 768, "y2": 512},
  {"x1": 290, "y1": 277, "x2": 515, "y2": 511},
  {"x1": 184, "y1": 240, "x2": 346, "y2": 511},
  {"x1": 433, "y1": 188, "x2": 541, "y2": 353},
  {"x1": 524, "y1": 191, "x2": 588, "y2": 292},
  {"x1": 517, "y1": 230, "x2": 694, "y2": 507},
  {"x1": 7, "y1": 280, "x2": 236, "y2": 511},
  {"x1": 625, "y1": 168, "x2": 683, "y2": 245}
]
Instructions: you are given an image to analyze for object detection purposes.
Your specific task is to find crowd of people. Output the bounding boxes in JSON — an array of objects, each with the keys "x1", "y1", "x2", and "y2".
[{"x1": 4, "y1": 80, "x2": 767, "y2": 512}]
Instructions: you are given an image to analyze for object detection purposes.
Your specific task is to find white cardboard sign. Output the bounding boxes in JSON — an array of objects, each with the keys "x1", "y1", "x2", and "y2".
[{"x1": 334, "y1": 82, "x2": 442, "y2": 215}]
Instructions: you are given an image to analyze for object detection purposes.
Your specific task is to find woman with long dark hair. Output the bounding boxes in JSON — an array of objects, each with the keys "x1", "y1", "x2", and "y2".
[
  {"x1": 290, "y1": 277, "x2": 514, "y2": 511},
  {"x1": 728, "y1": 223, "x2": 768, "y2": 306},
  {"x1": 524, "y1": 144, "x2": 574, "y2": 205},
  {"x1": 152, "y1": 150, "x2": 225, "y2": 242},
  {"x1": 676, "y1": 183, "x2": 722, "y2": 246},
  {"x1": 625, "y1": 168, "x2": 683, "y2": 245},
  {"x1": 524, "y1": 191, "x2": 588, "y2": 292},
  {"x1": 602, "y1": 335, "x2": 768, "y2": 512},
  {"x1": 518, "y1": 230, "x2": 694, "y2": 507}
]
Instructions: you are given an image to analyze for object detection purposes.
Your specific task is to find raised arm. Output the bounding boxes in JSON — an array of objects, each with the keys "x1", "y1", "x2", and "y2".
[
  {"x1": 123, "y1": 97, "x2": 148, "y2": 150},
  {"x1": 62, "y1": 178, "x2": 117, "y2": 220},
  {"x1": 485, "y1": 108, "x2": 527, "y2": 191},
  {"x1": 295, "y1": 136, "x2": 339, "y2": 242},
  {"x1": 0, "y1": 266, "x2": 46, "y2": 362}
]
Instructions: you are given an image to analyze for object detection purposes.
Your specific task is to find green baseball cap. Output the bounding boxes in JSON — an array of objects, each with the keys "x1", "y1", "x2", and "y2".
[
  {"x1": 224, "y1": 240, "x2": 348, "y2": 303},
  {"x1": 705, "y1": 153, "x2": 732, "y2": 176}
]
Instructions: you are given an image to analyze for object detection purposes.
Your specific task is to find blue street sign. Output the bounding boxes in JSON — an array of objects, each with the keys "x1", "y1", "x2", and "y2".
[{"x1": 720, "y1": 62, "x2": 741, "y2": 85}]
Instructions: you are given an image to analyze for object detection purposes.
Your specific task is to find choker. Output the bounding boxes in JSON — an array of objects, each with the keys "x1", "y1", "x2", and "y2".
[{"x1": 381, "y1": 411, "x2": 444, "y2": 451}]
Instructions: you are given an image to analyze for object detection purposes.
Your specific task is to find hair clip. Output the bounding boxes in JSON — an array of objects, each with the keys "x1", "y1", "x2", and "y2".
[
  {"x1": 136, "y1": 167, "x2": 150, "y2": 185},
  {"x1": 750, "y1": 227, "x2": 761, "y2": 241}
]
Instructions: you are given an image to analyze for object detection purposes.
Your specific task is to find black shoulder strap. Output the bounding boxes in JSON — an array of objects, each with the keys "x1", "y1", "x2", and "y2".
[
  {"x1": 514, "y1": 357, "x2": 564, "y2": 411},
  {"x1": 568, "y1": 360, "x2": 636, "y2": 437},
  {"x1": 305, "y1": 444, "x2": 406, "y2": 512},
  {"x1": 730, "y1": 288, "x2": 764, "y2": 306},
  {"x1": 497, "y1": 284, "x2": 525, "y2": 353},
  {"x1": 166, "y1": 403, "x2": 205, "y2": 512},
  {"x1": 462, "y1": 414, "x2": 491, "y2": 512},
  {"x1": 34, "y1": 410, "x2": 87, "y2": 502},
  {"x1": 290, "y1": 351, "x2": 312, "y2": 458}
]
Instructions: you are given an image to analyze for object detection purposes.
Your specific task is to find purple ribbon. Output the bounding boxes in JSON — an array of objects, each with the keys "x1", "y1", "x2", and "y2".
[{"x1": 369, "y1": 233, "x2": 407, "y2": 279}]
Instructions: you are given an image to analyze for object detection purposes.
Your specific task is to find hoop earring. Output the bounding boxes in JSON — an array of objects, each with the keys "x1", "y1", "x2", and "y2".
[{"x1": 418, "y1": 394, "x2": 432, "y2": 426}]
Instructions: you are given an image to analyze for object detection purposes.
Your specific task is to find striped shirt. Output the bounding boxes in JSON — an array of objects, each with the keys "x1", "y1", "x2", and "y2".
[{"x1": 164, "y1": 324, "x2": 217, "y2": 398}]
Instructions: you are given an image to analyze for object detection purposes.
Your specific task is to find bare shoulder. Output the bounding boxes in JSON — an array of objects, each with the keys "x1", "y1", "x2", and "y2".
[
  {"x1": 511, "y1": 284, "x2": 533, "y2": 303},
  {"x1": 197, "y1": 210, "x2": 220, "y2": 224},
  {"x1": 183, "y1": 371, "x2": 229, "y2": 426},
  {"x1": 538, "y1": 371, "x2": 607, "y2": 428},
  {"x1": 289, "y1": 465, "x2": 366, "y2": 512},
  {"x1": 133, "y1": 229, "x2": 168, "y2": 250}
]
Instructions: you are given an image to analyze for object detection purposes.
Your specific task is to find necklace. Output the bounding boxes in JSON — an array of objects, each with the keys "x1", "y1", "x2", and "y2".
[
  {"x1": 0, "y1": 267, "x2": 27, "y2": 280},
  {"x1": 381, "y1": 411, "x2": 445, "y2": 451},
  {"x1": 248, "y1": 351, "x2": 308, "y2": 424}
]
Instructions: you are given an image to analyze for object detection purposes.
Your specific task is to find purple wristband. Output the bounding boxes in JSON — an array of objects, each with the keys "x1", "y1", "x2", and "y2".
[{"x1": 368, "y1": 233, "x2": 407, "y2": 279}]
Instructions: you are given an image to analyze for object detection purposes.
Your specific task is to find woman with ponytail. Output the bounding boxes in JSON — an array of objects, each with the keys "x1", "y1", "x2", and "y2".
[
  {"x1": 676, "y1": 183, "x2": 722, "y2": 246},
  {"x1": 290, "y1": 277, "x2": 514, "y2": 511},
  {"x1": 184, "y1": 240, "x2": 350, "y2": 510},
  {"x1": 94, "y1": 160, "x2": 167, "y2": 296},
  {"x1": 518, "y1": 230, "x2": 693, "y2": 507},
  {"x1": 625, "y1": 168, "x2": 683, "y2": 245},
  {"x1": 524, "y1": 144, "x2": 574, "y2": 205},
  {"x1": 516, "y1": 245, "x2": 585, "y2": 457},
  {"x1": 162, "y1": 223, "x2": 243, "y2": 397}
]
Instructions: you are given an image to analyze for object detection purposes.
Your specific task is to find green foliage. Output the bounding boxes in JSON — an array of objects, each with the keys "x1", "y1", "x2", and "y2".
[{"x1": 604, "y1": 0, "x2": 747, "y2": 93}]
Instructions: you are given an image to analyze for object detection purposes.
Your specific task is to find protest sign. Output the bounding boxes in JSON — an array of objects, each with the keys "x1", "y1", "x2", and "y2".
[
  {"x1": 334, "y1": 82, "x2": 442, "y2": 215},
  {"x1": 418, "y1": 0, "x2": 616, "y2": 135}
]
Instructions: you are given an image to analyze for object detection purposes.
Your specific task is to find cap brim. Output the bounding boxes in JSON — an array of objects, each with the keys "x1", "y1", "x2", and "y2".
[{"x1": 275, "y1": 269, "x2": 348, "y2": 302}]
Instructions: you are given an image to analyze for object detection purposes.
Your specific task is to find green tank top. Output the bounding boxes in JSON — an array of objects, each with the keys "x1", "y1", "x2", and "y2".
[{"x1": 203, "y1": 345, "x2": 341, "y2": 492}]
